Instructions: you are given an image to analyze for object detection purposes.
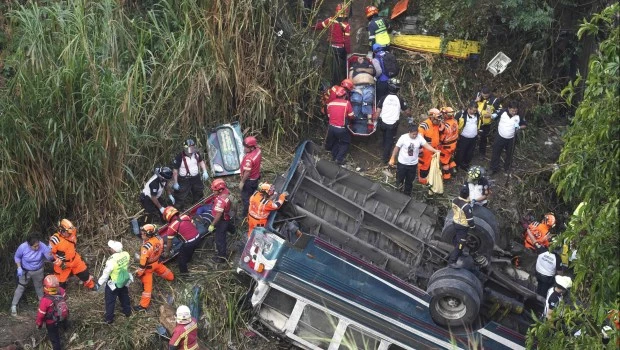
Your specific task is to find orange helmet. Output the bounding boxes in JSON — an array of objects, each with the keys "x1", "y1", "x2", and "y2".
[
  {"x1": 334, "y1": 86, "x2": 347, "y2": 97},
  {"x1": 428, "y1": 108, "x2": 441, "y2": 117},
  {"x1": 58, "y1": 219, "x2": 76, "y2": 236},
  {"x1": 243, "y1": 136, "x2": 257, "y2": 148},
  {"x1": 441, "y1": 106, "x2": 455, "y2": 118},
  {"x1": 340, "y1": 79, "x2": 354, "y2": 91},
  {"x1": 163, "y1": 206, "x2": 179, "y2": 222},
  {"x1": 258, "y1": 183, "x2": 275, "y2": 196},
  {"x1": 141, "y1": 224, "x2": 157, "y2": 237},
  {"x1": 211, "y1": 178, "x2": 227, "y2": 191},
  {"x1": 365, "y1": 5, "x2": 379, "y2": 18},
  {"x1": 544, "y1": 213, "x2": 556, "y2": 227},
  {"x1": 43, "y1": 274, "x2": 59, "y2": 294}
]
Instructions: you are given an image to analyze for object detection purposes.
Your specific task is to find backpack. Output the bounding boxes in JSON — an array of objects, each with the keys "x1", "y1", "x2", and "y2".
[
  {"x1": 380, "y1": 51, "x2": 400, "y2": 78},
  {"x1": 45, "y1": 294, "x2": 69, "y2": 323}
]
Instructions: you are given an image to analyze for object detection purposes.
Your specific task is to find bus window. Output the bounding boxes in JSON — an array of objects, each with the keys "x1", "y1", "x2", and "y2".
[
  {"x1": 338, "y1": 325, "x2": 380, "y2": 350},
  {"x1": 262, "y1": 287, "x2": 296, "y2": 316},
  {"x1": 387, "y1": 344, "x2": 407, "y2": 350},
  {"x1": 294, "y1": 304, "x2": 339, "y2": 348}
]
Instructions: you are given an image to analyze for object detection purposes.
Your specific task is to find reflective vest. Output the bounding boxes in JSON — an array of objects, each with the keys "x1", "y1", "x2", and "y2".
[
  {"x1": 249, "y1": 192, "x2": 286, "y2": 220},
  {"x1": 140, "y1": 236, "x2": 164, "y2": 267},
  {"x1": 441, "y1": 118, "x2": 459, "y2": 145},
  {"x1": 368, "y1": 17, "x2": 390, "y2": 46},
  {"x1": 50, "y1": 232, "x2": 80, "y2": 263},
  {"x1": 418, "y1": 118, "x2": 441, "y2": 147},
  {"x1": 108, "y1": 251, "x2": 130, "y2": 287},
  {"x1": 524, "y1": 222, "x2": 551, "y2": 250}
]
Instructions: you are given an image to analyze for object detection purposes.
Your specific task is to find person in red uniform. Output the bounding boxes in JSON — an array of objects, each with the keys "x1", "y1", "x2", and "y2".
[
  {"x1": 36, "y1": 275, "x2": 68, "y2": 350},
  {"x1": 239, "y1": 136, "x2": 262, "y2": 219},
  {"x1": 322, "y1": 78, "x2": 355, "y2": 115},
  {"x1": 325, "y1": 86, "x2": 355, "y2": 165},
  {"x1": 439, "y1": 106, "x2": 459, "y2": 180},
  {"x1": 247, "y1": 183, "x2": 288, "y2": 237},
  {"x1": 49, "y1": 219, "x2": 97, "y2": 290},
  {"x1": 313, "y1": 3, "x2": 351, "y2": 85},
  {"x1": 418, "y1": 108, "x2": 443, "y2": 184},
  {"x1": 207, "y1": 179, "x2": 233, "y2": 264},
  {"x1": 134, "y1": 224, "x2": 174, "y2": 311},
  {"x1": 162, "y1": 207, "x2": 199, "y2": 273},
  {"x1": 169, "y1": 305, "x2": 198, "y2": 350}
]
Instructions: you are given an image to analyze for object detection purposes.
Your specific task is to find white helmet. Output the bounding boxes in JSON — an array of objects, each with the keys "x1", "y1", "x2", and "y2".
[
  {"x1": 176, "y1": 305, "x2": 191, "y2": 324},
  {"x1": 555, "y1": 275, "x2": 573, "y2": 290}
]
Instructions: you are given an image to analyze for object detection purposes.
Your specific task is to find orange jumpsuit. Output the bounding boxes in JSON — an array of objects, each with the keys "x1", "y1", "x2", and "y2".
[
  {"x1": 524, "y1": 222, "x2": 552, "y2": 250},
  {"x1": 247, "y1": 192, "x2": 287, "y2": 237},
  {"x1": 137, "y1": 235, "x2": 174, "y2": 308},
  {"x1": 440, "y1": 118, "x2": 459, "y2": 179},
  {"x1": 418, "y1": 118, "x2": 442, "y2": 184},
  {"x1": 49, "y1": 232, "x2": 95, "y2": 288}
]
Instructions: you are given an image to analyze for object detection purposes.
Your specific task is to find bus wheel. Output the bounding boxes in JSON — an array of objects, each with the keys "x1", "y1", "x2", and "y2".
[{"x1": 427, "y1": 278, "x2": 481, "y2": 327}]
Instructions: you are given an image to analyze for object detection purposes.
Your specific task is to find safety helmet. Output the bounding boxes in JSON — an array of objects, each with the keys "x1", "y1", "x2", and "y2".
[
  {"x1": 544, "y1": 213, "x2": 556, "y2": 228},
  {"x1": 555, "y1": 275, "x2": 572, "y2": 290},
  {"x1": 372, "y1": 43, "x2": 384, "y2": 53},
  {"x1": 388, "y1": 78, "x2": 401, "y2": 93},
  {"x1": 141, "y1": 224, "x2": 157, "y2": 237},
  {"x1": 340, "y1": 79, "x2": 354, "y2": 91},
  {"x1": 162, "y1": 206, "x2": 179, "y2": 222},
  {"x1": 243, "y1": 136, "x2": 257, "y2": 148},
  {"x1": 176, "y1": 305, "x2": 192, "y2": 324},
  {"x1": 428, "y1": 108, "x2": 441, "y2": 117},
  {"x1": 467, "y1": 166, "x2": 482, "y2": 182},
  {"x1": 43, "y1": 274, "x2": 59, "y2": 294},
  {"x1": 365, "y1": 5, "x2": 379, "y2": 18},
  {"x1": 155, "y1": 167, "x2": 173, "y2": 180},
  {"x1": 211, "y1": 178, "x2": 227, "y2": 191},
  {"x1": 335, "y1": 3, "x2": 349, "y2": 18},
  {"x1": 258, "y1": 183, "x2": 275, "y2": 196},
  {"x1": 334, "y1": 86, "x2": 347, "y2": 97},
  {"x1": 441, "y1": 106, "x2": 455, "y2": 118},
  {"x1": 183, "y1": 139, "x2": 196, "y2": 156},
  {"x1": 58, "y1": 219, "x2": 77, "y2": 236}
]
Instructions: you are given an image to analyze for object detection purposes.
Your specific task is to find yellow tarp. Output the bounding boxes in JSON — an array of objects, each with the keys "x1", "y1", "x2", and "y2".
[{"x1": 391, "y1": 34, "x2": 480, "y2": 60}]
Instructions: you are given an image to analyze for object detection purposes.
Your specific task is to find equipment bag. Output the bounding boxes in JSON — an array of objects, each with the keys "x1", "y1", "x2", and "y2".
[
  {"x1": 381, "y1": 51, "x2": 400, "y2": 78},
  {"x1": 45, "y1": 294, "x2": 69, "y2": 323}
]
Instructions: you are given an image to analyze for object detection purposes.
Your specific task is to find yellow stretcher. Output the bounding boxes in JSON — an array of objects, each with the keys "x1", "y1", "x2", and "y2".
[{"x1": 391, "y1": 34, "x2": 480, "y2": 60}]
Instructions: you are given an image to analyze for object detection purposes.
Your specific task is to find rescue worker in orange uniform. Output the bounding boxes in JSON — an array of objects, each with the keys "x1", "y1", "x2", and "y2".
[
  {"x1": 162, "y1": 206, "x2": 200, "y2": 273},
  {"x1": 417, "y1": 108, "x2": 443, "y2": 184},
  {"x1": 247, "y1": 183, "x2": 288, "y2": 237},
  {"x1": 439, "y1": 106, "x2": 459, "y2": 180},
  {"x1": 524, "y1": 213, "x2": 556, "y2": 250},
  {"x1": 49, "y1": 219, "x2": 97, "y2": 290},
  {"x1": 134, "y1": 224, "x2": 174, "y2": 312}
]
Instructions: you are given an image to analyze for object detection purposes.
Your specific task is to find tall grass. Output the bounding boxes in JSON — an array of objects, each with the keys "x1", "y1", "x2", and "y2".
[{"x1": 0, "y1": 0, "x2": 322, "y2": 245}]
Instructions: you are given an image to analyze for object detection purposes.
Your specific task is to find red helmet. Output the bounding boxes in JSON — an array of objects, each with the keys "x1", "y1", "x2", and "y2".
[
  {"x1": 243, "y1": 136, "x2": 257, "y2": 148},
  {"x1": 334, "y1": 86, "x2": 347, "y2": 97},
  {"x1": 162, "y1": 206, "x2": 179, "y2": 222},
  {"x1": 211, "y1": 178, "x2": 227, "y2": 191},
  {"x1": 58, "y1": 219, "x2": 76, "y2": 236},
  {"x1": 335, "y1": 3, "x2": 348, "y2": 17},
  {"x1": 365, "y1": 6, "x2": 379, "y2": 18},
  {"x1": 340, "y1": 79, "x2": 354, "y2": 91},
  {"x1": 43, "y1": 274, "x2": 59, "y2": 294}
]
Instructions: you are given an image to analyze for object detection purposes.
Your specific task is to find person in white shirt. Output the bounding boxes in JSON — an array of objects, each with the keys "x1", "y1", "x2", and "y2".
[
  {"x1": 388, "y1": 124, "x2": 440, "y2": 195},
  {"x1": 489, "y1": 102, "x2": 526, "y2": 174},
  {"x1": 455, "y1": 101, "x2": 481, "y2": 170},
  {"x1": 535, "y1": 246, "x2": 562, "y2": 296},
  {"x1": 375, "y1": 78, "x2": 411, "y2": 164}
]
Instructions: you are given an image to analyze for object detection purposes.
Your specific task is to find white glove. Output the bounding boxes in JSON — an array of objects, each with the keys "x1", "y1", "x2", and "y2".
[
  {"x1": 172, "y1": 183, "x2": 180, "y2": 191},
  {"x1": 159, "y1": 207, "x2": 165, "y2": 214},
  {"x1": 202, "y1": 171, "x2": 209, "y2": 181},
  {"x1": 514, "y1": 122, "x2": 520, "y2": 129},
  {"x1": 168, "y1": 195, "x2": 175, "y2": 205},
  {"x1": 491, "y1": 113, "x2": 498, "y2": 120}
]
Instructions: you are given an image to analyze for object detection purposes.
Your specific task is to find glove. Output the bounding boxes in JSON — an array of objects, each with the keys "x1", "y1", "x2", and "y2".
[
  {"x1": 514, "y1": 122, "x2": 520, "y2": 130},
  {"x1": 135, "y1": 268, "x2": 145, "y2": 277},
  {"x1": 388, "y1": 157, "x2": 396, "y2": 167},
  {"x1": 208, "y1": 225, "x2": 215, "y2": 233},
  {"x1": 202, "y1": 171, "x2": 209, "y2": 181},
  {"x1": 94, "y1": 283, "x2": 103, "y2": 293},
  {"x1": 17, "y1": 267, "x2": 23, "y2": 277},
  {"x1": 172, "y1": 183, "x2": 180, "y2": 191},
  {"x1": 491, "y1": 113, "x2": 498, "y2": 120},
  {"x1": 159, "y1": 207, "x2": 165, "y2": 214},
  {"x1": 168, "y1": 195, "x2": 175, "y2": 205}
]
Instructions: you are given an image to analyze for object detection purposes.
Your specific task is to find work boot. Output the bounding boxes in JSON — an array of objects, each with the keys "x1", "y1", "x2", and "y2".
[
  {"x1": 133, "y1": 305, "x2": 148, "y2": 312},
  {"x1": 10, "y1": 305, "x2": 17, "y2": 317}
]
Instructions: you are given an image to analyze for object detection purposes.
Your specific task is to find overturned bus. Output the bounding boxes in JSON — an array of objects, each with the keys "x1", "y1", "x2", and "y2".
[{"x1": 237, "y1": 141, "x2": 542, "y2": 350}]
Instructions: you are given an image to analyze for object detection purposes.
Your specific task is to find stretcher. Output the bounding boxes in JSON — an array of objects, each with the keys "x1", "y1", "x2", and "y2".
[
  {"x1": 346, "y1": 53, "x2": 378, "y2": 137},
  {"x1": 391, "y1": 34, "x2": 481, "y2": 60}
]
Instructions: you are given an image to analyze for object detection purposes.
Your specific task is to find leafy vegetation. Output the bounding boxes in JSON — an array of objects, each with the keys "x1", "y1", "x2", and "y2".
[{"x1": 530, "y1": 3, "x2": 619, "y2": 348}]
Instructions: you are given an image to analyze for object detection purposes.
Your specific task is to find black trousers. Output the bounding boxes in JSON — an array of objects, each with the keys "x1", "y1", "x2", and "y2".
[
  {"x1": 396, "y1": 163, "x2": 417, "y2": 196},
  {"x1": 325, "y1": 125, "x2": 351, "y2": 164},
  {"x1": 175, "y1": 175, "x2": 204, "y2": 210},
  {"x1": 448, "y1": 225, "x2": 469, "y2": 264},
  {"x1": 214, "y1": 220, "x2": 233, "y2": 260},
  {"x1": 376, "y1": 80, "x2": 389, "y2": 101},
  {"x1": 178, "y1": 239, "x2": 199, "y2": 273},
  {"x1": 46, "y1": 320, "x2": 67, "y2": 350},
  {"x1": 379, "y1": 120, "x2": 399, "y2": 163},
  {"x1": 330, "y1": 46, "x2": 347, "y2": 86},
  {"x1": 536, "y1": 272, "x2": 555, "y2": 297},
  {"x1": 139, "y1": 194, "x2": 165, "y2": 224},
  {"x1": 478, "y1": 124, "x2": 491, "y2": 155},
  {"x1": 455, "y1": 136, "x2": 477, "y2": 169},
  {"x1": 490, "y1": 135, "x2": 515, "y2": 172},
  {"x1": 104, "y1": 284, "x2": 132, "y2": 323},
  {"x1": 241, "y1": 178, "x2": 259, "y2": 218}
]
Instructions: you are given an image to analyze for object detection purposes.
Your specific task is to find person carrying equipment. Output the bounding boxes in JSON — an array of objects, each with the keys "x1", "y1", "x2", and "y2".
[
  {"x1": 365, "y1": 6, "x2": 390, "y2": 48},
  {"x1": 524, "y1": 213, "x2": 556, "y2": 250},
  {"x1": 208, "y1": 179, "x2": 234, "y2": 264},
  {"x1": 313, "y1": 3, "x2": 351, "y2": 85},
  {"x1": 169, "y1": 305, "x2": 199, "y2": 350},
  {"x1": 247, "y1": 183, "x2": 288, "y2": 237},
  {"x1": 36, "y1": 275, "x2": 68, "y2": 350},
  {"x1": 447, "y1": 186, "x2": 475, "y2": 268},
  {"x1": 418, "y1": 108, "x2": 443, "y2": 185},
  {"x1": 97, "y1": 240, "x2": 132, "y2": 324},
  {"x1": 171, "y1": 139, "x2": 210, "y2": 210},
  {"x1": 162, "y1": 206, "x2": 200, "y2": 273},
  {"x1": 49, "y1": 219, "x2": 97, "y2": 290},
  {"x1": 239, "y1": 136, "x2": 262, "y2": 219},
  {"x1": 134, "y1": 224, "x2": 174, "y2": 312},
  {"x1": 439, "y1": 106, "x2": 459, "y2": 179},
  {"x1": 465, "y1": 165, "x2": 490, "y2": 206},
  {"x1": 140, "y1": 166, "x2": 175, "y2": 224}
]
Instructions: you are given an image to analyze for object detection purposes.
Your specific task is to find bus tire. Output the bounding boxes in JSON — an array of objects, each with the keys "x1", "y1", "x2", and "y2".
[
  {"x1": 442, "y1": 210, "x2": 496, "y2": 256},
  {"x1": 427, "y1": 278, "x2": 481, "y2": 327},
  {"x1": 428, "y1": 267, "x2": 483, "y2": 300}
]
